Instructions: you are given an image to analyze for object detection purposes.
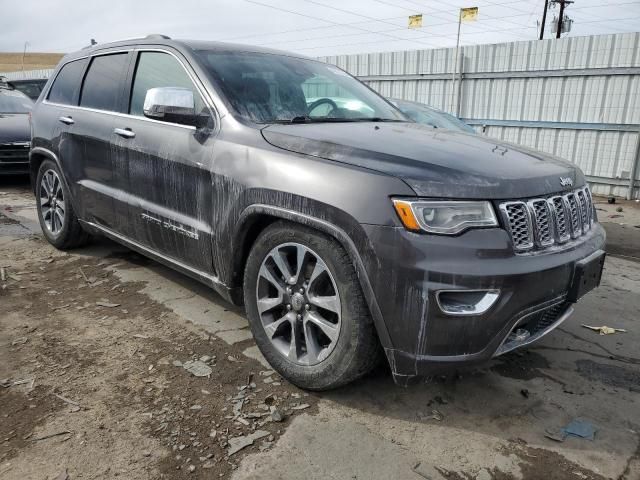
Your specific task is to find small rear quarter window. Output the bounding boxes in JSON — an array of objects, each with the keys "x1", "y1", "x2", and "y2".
[{"x1": 47, "y1": 59, "x2": 86, "y2": 105}]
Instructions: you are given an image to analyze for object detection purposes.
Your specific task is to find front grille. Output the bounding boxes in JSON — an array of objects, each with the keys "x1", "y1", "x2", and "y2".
[
  {"x1": 499, "y1": 186, "x2": 594, "y2": 253},
  {"x1": 0, "y1": 143, "x2": 30, "y2": 164}
]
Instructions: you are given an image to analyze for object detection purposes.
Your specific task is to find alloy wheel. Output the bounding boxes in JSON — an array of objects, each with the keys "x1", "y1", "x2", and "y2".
[
  {"x1": 40, "y1": 169, "x2": 65, "y2": 235},
  {"x1": 256, "y1": 242, "x2": 342, "y2": 366}
]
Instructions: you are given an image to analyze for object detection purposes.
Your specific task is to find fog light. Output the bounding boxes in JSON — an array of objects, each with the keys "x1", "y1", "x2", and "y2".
[{"x1": 436, "y1": 289, "x2": 500, "y2": 316}]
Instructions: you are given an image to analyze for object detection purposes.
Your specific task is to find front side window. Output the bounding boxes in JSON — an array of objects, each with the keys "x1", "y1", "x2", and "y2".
[
  {"x1": 47, "y1": 59, "x2": 86, "y2": 105},
  {"x1": 0, "y1": 90, "x2": 33, "y2": 113},
  {"x1": 129, "y1": 51, "x2": 206, "y2": 118},
  {"x1": 194, "y1": 51, "x2": 407, "y2": 124},
  {"x1": 80, "y1": 53, "x2": 129, "y2": 111}
]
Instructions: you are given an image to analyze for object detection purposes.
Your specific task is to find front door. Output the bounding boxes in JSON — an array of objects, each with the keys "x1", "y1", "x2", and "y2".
[{"x1": 112, "y1": 50, "x2": 216, "y2": 273}]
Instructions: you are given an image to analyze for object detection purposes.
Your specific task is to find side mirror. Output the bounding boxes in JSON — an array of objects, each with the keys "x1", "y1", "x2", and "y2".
[{"x1": 143, "y1": 87, "x2": 208, "y2": 128}]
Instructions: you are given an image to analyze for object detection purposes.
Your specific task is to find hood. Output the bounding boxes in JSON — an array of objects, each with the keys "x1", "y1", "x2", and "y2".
[
  {"x1": 261, "y1": 122, "x2": 583, "y2": 199},
  {"x1": 0, "y1": 114, "x2": 30, "y2": 144}
]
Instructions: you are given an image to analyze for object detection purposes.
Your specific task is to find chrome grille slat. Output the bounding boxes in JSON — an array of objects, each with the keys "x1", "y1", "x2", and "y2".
[
  {"x1": 585, "y1": 187, "x2": 594, "y2": 226},
  {"x1": 500, "y1": 186, "x2": 594, "y2": 253},
  {"x1": 549, "y1": 196, "x2": 570, "y2": 243},
  {"x1": 528, "y1": 199, "x2": 554, "y2": 247},
  {"x1": 564, "y1": 193, "x2": 581, "y2": 238},
  {"x1": 576, "y1": 189, "x2": 590, "y2": 233},
  {"x1": 500, "y1": 201, "x2": 533, "y2": 251}
]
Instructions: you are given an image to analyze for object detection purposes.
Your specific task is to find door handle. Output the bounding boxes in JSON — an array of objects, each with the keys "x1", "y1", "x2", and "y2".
[
  {"x1": 58, "y1": 116, "x2": 74, "y2": 125},
  {"x1": 114, "y1": 127, "x2": 135, "y2": 139}
]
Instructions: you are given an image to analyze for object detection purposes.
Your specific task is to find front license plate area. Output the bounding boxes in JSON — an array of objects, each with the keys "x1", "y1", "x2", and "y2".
[{"x1": 567, "y1": 250, "x2": 605, "y2": 302}]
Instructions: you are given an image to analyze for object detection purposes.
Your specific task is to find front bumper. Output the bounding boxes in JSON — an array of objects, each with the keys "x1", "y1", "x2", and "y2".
[
  {"x1": 361, "y1": 223, "x2": 606, "y2": 382},
  {"x1": 0, "y1": 142, "x2": 30, "y2": 175}
]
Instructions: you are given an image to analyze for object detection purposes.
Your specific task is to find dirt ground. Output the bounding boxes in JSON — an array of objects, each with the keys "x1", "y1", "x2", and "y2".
[
  {"x1": 2, "y1": 176, "x2": 640, "y2": 480},
  {"x1": 1, "y1": 179, "x2": 318, "y2": 479}
]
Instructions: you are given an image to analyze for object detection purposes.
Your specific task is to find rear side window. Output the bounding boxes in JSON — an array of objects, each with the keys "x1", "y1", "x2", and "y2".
[
  {"x1": 47, "y1": 59, "x2": 86, "y2": 105},
  {"x1": 129, "y1": 51, "x2": 206, "y2": 117},
  {"x1": 80, "y1": 53, "x2": 129, "y2": 112}
]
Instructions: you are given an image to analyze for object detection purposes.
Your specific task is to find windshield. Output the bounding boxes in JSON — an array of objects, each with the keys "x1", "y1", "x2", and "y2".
[
  {"x1": 393, "y1": 100, "x2": 475, "y2": 133},
  {"x1": 0, "y1": 90, "x2": 33, "y2": 114},
  {"x1": 195, "y1": 51, "x2": 408, "y2": 124}
]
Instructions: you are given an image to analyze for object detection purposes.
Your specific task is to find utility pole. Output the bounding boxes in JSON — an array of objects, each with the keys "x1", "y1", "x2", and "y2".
[
  {"x1": 551, "y1": 0, "x2": 573, "y2": 38},
  {"x1": 539, "y1": 0, "x2": 549, "y2": 40},
  {"x1": 451, "y1": 10, "x2": 462, "y2": 113},
  {"x1": 21, "y1": 41, "x2": 29, "y2": 71},
  {"x1": 556, "y1": 0, "x2": 565, "y2": 38}
]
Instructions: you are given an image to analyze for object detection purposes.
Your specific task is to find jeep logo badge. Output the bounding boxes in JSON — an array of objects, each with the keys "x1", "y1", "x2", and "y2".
[{"x1": 559, "y1": 177, "x2": 573, "y2": 187}]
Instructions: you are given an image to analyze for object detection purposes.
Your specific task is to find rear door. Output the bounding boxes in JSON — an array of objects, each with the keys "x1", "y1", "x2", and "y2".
[
  {"x1": 113, "y1": 49, "x2": 217, "y2": 272},
  {"x1": 74, "y1": 51, "x2": 132, "y2": 230},
  {"x1": 41, "y1": 58, "x2": 87, "y2": 201}
]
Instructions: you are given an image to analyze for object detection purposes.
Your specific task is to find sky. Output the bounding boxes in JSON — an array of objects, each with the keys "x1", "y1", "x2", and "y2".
[{"x1": 1, "y1": 0, "x2": 639, "y2": 57}]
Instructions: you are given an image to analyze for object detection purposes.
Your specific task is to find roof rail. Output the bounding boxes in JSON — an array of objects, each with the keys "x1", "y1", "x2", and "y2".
[{"x1": 145, "y1": 34, "x2": 171, "y2": 39}]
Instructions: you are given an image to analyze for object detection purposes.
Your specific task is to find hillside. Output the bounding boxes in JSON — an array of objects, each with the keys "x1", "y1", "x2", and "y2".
[{"x1": 0, "y1": 52, "x2": 64, "y2": 73}]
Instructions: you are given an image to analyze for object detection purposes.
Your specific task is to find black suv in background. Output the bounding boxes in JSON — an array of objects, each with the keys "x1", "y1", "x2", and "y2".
[
  {"x1": 0, "y1": 82, "x2": 32, "y2": 175},
  {"x1": 30, "y1": 36, "x2": 606, "y2": 389}
]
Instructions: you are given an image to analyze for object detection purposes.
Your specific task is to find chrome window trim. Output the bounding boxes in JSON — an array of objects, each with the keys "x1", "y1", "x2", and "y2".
[
  {"x1": 42, "y1": 100, "x2": 197, "y2": 131},
  {"x1": 42, "y1": 47, "x2": 221, "y2": 132}
]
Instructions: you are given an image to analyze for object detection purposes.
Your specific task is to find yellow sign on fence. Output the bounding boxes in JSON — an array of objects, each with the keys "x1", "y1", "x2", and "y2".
[
  {"x1": 460, "y1": 7, "x2": 478, "y2": 22},
  {"x1": 408, "y1": 14, "x2": 423, "y2": 29}
]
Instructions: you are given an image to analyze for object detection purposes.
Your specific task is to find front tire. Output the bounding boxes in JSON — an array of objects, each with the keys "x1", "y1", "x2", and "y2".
[
  {"x1": 36, "y1": 159, "x2": 90, "y2": 249},
  {"x1": 243, "y1": 221, "x2": 380, "y2": 390}
]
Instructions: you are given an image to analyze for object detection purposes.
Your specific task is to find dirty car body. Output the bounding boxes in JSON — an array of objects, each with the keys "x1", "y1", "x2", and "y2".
[{"x1": 29, "y1": 36, "x2": 606, "y2": 388}]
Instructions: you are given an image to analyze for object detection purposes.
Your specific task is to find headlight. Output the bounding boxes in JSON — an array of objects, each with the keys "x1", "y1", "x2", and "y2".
[{"x1": 392, "y1": 199, "x2": 498, "y2": 234}]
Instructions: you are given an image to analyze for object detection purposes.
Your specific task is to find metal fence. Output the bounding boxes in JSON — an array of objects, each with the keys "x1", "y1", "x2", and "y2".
[
  {"x1": 0, "y1": 69, "x2": 54, "y2": 80},
  {"x1": 320, "y1": 32, "x2": 640, "y2": 199}
]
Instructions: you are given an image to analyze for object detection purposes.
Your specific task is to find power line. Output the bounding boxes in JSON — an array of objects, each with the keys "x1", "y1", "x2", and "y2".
[
  {"x1": 292, "y1": 15, "x2": 640, "y2": 53},
  {"x1": 244, "y1": 0, "x2": 441, "y2": 48},
  {"x1": 227, "y1": 0, "x2": 543, "y2": 43},
  {"x1": 239, "y1": 0, "x2": 639, "y2": 50}
]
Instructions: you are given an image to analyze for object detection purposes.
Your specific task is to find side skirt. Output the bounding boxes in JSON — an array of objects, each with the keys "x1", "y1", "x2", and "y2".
[{"x1": 80, "y1": 219, "x2": 236, "y2": 304}]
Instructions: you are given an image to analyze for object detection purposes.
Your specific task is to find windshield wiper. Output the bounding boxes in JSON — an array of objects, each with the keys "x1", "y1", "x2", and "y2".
[
  {"x1": 348, "y1": 117, "x2": 406, "y2": 122},
  {"x1": 268, "y1": 116, "x2": 405, "y2": 124}
]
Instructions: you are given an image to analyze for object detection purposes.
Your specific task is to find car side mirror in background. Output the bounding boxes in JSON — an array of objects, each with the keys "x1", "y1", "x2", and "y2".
[{"x1": 143, "y1": 87, "x2": 209, "y2": 128}]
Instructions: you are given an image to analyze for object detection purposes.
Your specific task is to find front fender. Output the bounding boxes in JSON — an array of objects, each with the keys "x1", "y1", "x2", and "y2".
[{"x1": 224, "y1": 200, "x2": 393, "y2": 350}]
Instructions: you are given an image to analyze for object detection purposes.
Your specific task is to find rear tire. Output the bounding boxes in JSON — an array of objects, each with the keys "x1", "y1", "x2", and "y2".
[
  {"x1": 36, "y1": 159, "x2": 90, "y2": 249},
  {"x1": 243, "y1": 221, "x2": 380, "y2": 390}
]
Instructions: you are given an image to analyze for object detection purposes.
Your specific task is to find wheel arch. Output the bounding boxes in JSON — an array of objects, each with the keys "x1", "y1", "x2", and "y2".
[
  {"x1": 29, "y1": 147, "x2": 72, "y2": 198},
  {"x1": 230, "y1": 204, "x2": 393, "y2": 350}
]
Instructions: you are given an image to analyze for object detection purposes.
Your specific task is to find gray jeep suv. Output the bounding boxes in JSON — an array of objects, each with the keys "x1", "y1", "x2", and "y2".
[{"x1": 30, "y1": 35, "x2": 606, "y2": 389}]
